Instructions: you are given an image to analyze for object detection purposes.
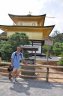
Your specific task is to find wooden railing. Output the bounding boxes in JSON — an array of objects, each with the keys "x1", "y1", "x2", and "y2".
[{"x1": 0, "y1": 62, "x2": 63, "y2": 82}]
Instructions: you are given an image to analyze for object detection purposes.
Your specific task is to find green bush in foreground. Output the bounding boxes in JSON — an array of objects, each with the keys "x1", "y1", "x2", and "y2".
[{"x1": 57, "y1": 53, "x2": 63, "y2": 66}]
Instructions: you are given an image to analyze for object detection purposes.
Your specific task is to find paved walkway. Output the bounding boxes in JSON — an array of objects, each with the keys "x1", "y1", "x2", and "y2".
[
  {"x1": 0, "y1": 76, "x2": 63, "y2": 96},
  {"x1": 33, "y1": 56, "x2": 61, "y2": 62}
]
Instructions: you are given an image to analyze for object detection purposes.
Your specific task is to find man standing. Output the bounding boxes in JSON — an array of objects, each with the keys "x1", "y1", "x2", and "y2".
[{"x1": 10, "y1": 46, "x2": 23, "y2": 83}]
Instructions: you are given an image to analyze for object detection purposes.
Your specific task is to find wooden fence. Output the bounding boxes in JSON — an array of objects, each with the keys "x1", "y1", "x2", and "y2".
[{"x1": 0, "y1": 62, "x2": 63, "y2": 82}]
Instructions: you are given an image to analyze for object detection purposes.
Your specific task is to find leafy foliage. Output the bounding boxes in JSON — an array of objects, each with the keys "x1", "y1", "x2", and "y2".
[
  {"x1": 52, "y1": 42, "x2": 63, "y2": 56},
  {"x1": 57, "y1": 53, "x2": 63, "y2": 66},
  {"x1": 0, "y1": 33, "x2": 30, "y2": 61},
  {"x1": 42, "y1": 45, "x2": 52, "y2": 52},
  {"x1": 50, "y1": 32, "x2": 63, "y2": 56},
  {"x1": 8, "y1": 33, "x2": 30, "y2": 50},
  {"x1": 0, "y1": 41, "x2": 13, "y2": 61},
  {"x1": 52, "y1": 32, "x2": 63, "y2": 43}
]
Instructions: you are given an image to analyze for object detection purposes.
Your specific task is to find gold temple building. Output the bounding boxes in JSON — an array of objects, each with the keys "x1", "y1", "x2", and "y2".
[{"x1": 0, "y1": 14, "x2": 55, "y2": 55}]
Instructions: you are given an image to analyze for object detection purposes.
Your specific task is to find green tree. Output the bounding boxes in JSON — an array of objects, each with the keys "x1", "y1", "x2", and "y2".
[
  {"x1": 52, "y1": 32, "x2": 63, "y2": 43},
  {"x1": 0, "y1": 33, "x2": 30, "y2": 61},
  {"x1": 8, "y1": 33, "x2": 30, "y2": 51},
  {"x1": 52, "y1": 42, "x2": 63, "y2": 56},
  {"x1": 57, "y1": 53, "x2": 63, "y2": 66},
  {"x1": 0, "y1": 41, "x2": 13, "y2": 61}
]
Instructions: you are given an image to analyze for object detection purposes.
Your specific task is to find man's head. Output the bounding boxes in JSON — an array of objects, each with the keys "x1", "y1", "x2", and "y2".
[{"x1": 16, "y1": 46, "x2": 21, "y2": 52}]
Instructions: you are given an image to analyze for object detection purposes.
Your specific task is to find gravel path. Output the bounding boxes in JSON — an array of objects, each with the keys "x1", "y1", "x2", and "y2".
[{"x1": 0, "y1": 76, "x2": 63, "y2": 96}]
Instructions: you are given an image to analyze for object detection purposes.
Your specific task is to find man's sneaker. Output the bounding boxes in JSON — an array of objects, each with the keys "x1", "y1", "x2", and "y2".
[{"x1": 15, "y1": 78, "x2": 19, "y2": 82}]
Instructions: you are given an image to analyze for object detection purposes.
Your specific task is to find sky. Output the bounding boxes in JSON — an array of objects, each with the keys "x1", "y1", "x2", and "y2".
[{"x1": 0, "y1": 0, "x2": 63, "y2": 36}]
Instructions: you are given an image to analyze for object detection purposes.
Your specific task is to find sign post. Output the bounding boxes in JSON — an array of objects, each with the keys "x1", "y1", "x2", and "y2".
[
  {"x1": 45, "y1": 38, "x2": 53, "y2": 63},
  {"x1": 45, "y1": 38, "x2": 53, "y2": 82}
]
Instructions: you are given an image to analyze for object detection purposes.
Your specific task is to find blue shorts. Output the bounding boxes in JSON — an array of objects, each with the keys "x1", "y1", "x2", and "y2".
[{"x1": 13, "y1": 64, "x2": 21, "y2": 69}]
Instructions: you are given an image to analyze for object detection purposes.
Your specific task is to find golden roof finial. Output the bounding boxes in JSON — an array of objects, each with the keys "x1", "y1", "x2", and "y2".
[{"x1": 28, "y1": 11, "x2": 32, "y2": 16}]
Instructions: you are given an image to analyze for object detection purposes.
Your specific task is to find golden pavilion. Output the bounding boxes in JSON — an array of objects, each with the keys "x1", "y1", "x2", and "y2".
[{"x1": 0, "y1": 14, "x2": 55, "y2": 54}]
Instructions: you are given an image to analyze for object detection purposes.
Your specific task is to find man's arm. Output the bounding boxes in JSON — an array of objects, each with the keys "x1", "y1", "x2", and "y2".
[
  {"x1": 11, "y1": 52, "x2": 15, "y2": 66},
  {"x1": 11, "y1": 58, "x2": 13, "y2": 66}
]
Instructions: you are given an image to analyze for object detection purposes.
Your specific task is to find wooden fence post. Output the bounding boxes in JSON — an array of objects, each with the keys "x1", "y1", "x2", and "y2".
[{"x1": 46, "y1": 67, "x2": 49, "y2": 82}]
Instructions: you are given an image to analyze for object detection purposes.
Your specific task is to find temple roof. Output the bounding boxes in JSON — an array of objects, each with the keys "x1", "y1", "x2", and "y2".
[
  {"x1": 8, "y1": 13, "x2": 46, "y2": 17},
  {"x1": 8, "y1": 14, "x2": 46, "y2": 26},
  {"x1": 0, "y1": 25, "x2": 55, "y2": 38}
]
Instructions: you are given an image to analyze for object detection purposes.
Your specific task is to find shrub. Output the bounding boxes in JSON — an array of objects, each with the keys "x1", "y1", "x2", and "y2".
[
  {"x1": 57, "y1": 53, "x2": 63, "y2": 66},
  {"x1": 57, "y1": 57, "x2": 63, "y2": 66},
  {"x1": 52, "y1": 42, "x2": 63, "y2": 56}
]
